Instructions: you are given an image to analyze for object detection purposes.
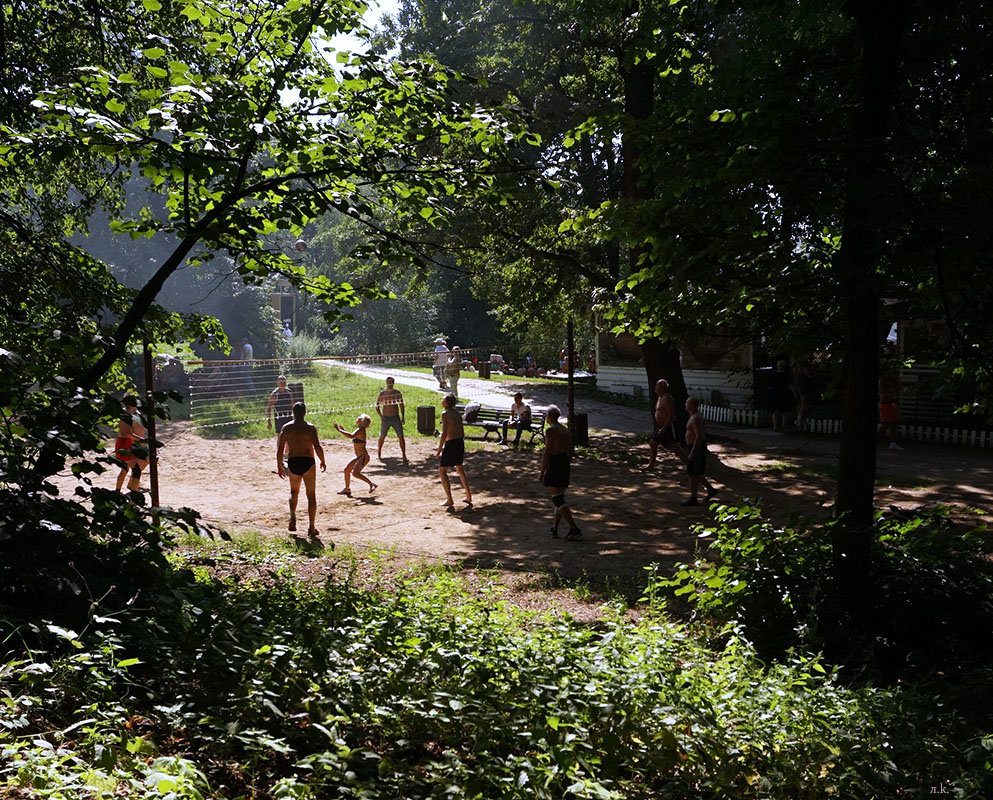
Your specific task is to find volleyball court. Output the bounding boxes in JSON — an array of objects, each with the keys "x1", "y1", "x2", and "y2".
[{"x1": 184, "y1": 347, "x2": 501, "y2": 432}]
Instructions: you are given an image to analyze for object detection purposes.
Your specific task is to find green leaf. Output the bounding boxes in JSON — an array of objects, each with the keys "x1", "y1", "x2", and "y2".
[
  {"x1": 105, "y1": 98, "x2": 125, "y2": 114},
  {"x1": 117, "y1": 658, "x2": 141, "y2": 668},
  {"x1": 419, "y1": 207, "x2": 434, "y2": 220},
  {"x1": 143, "y1": 47, "x2": 166, "y2": 59},
  {"x1": 142, "y1": 0, "x2": 162, "y2": 9}
]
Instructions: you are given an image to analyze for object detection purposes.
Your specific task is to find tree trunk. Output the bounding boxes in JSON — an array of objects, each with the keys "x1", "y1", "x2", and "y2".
[
  {"x1": 833, "y1": 1, "x2": 910, "y2": 594},
  {"x1": 620, "y1": 5, "x2": 689, "y2": 426}
]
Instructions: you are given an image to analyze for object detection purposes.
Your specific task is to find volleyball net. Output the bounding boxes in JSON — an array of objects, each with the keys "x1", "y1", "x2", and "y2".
[{"x1": 183, "y1": 347, "x2": 509, "y2": 432}]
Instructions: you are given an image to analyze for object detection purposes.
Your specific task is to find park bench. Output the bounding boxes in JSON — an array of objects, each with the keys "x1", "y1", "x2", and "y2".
[{"x1": 456, "y1": 403, "x2": 546, "y2": 444}]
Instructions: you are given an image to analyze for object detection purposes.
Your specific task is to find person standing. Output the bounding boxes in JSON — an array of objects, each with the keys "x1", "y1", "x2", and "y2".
[
  {"x1": 641, "y1": 378, "x2": 688, "y2": 472},
  {"x1": 114, "y1": 396, "x2": 148, "y2": 492},
  {"x1": 770, "y1": 360, "x2": 793, "y2": 431},
  {"x1": 432, "y1": 336, "x2": 450, "y2": 389},
  {"x1": 446, "y1": 346, "x2": 462, "y2": 398},
  {"x1": 541, "y1": 405, "x2": 582, "y2": 540},
  {"x1": 501, "y1": 392, "x2": 531, "y2": 446},
  {"x1": 436, "y1": 393, "x2": 472, "y2": 509},
  {"x1": 682, "y1": 396, "x2": 717, "y2": 506},
  {"x1": 376, "y1": 377, "x2": 408, "y2": 463},
  {"x1": 276, "y1": 402, "x2": 326, "y2": 536},
  {"x1": 266, "y1": 375, "x2": 294, "y2": 434},
  {"x1": 878, "y1": 369, "x2": 903, "y2": 450}
]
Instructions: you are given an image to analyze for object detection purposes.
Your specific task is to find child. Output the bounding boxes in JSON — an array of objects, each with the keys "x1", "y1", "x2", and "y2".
[{"x1": 334, "y1": 414, "x2": 377, "y2": 496}]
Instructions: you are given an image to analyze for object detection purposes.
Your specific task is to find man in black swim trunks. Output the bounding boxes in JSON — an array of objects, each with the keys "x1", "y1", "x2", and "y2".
[
  {"x1": 276, "y1": 402, "x2": 326, "y2": 536},
  {"x1": 540, "y1": 405, "x2": 581, "y2": 540},
  {"x1": 436, "y1": 393, "x2": 472, "y2": 509},
  {"x1": 641, "y1": 378, "x2": 688, "y2": 474}
]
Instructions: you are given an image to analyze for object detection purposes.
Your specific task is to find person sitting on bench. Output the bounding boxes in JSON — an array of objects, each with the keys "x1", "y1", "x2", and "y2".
[{"x1": 502, "y1": 392, "x2": 531, "y2": 446}]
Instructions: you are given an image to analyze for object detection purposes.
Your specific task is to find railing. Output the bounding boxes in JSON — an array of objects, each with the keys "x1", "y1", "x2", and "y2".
[{"x1": 700, "y1": 404, "x2": 993, "y2": 447}]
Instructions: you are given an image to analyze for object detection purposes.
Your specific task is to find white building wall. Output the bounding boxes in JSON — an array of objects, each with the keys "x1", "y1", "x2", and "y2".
[{"x1": 596, "y1": 366, "x2": 754, "y2": 408}]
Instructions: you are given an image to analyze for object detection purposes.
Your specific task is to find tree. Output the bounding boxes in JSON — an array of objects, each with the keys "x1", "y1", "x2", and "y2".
[
  {"x1": 600, "y1": 0, "x2": 993, "y2": 594},
  {"x1": 0, "y1": 0, "x2": 526, "y2": 619}
]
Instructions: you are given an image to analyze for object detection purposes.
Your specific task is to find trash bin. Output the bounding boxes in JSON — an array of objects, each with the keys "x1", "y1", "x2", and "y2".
[
  {"x1": 477, "y1": 361, "x2": 491, "y2": 379},
  {"x1": 417, "y1": 405, "x2": 436, "y2": 435},
  {"x1": 572, "y1": 412, "x2": 589, "y2": 446}
]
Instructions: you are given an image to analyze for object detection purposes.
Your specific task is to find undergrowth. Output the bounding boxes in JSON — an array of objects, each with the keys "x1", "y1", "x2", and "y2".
[{"x1": 3, "y1": 539, "x2": 992, "y2": 799}]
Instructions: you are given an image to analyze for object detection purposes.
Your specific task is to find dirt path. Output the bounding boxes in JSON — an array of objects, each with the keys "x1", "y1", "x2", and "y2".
[{"x1": 57, "y1": 422, "x2": 993, "y2": 582}]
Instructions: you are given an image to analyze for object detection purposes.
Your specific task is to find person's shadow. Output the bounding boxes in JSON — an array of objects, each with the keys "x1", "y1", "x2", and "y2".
[{"x1": 288, "y1": 533, "x2": 328, "y2": 554}]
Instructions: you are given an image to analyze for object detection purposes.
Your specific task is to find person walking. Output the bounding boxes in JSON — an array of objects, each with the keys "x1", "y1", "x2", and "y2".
[
  {"x1": 276, "y1": 402, "x2": 327, "y2": 536},
  {"x1": 641, "y1": 379, "x2": 688, "y2": 473},
  {"x1": 446, "y1": 346, "x2": 462, "y2": 398},
  {"x1": 436, "y1": 393, "x2": 472, "y2": 509},
  {"x1": 541, "y1": 405, "x2": 582, "y2": 540},
  {"x1": 432, "y1": 336, "x2": 449, "y2": 389},
  {"x1": 682, "y1": 396, "x2": 718, "y2": 506},
  {"x1": 114, "y1": 396, "x2": 148, "y2": 493}
]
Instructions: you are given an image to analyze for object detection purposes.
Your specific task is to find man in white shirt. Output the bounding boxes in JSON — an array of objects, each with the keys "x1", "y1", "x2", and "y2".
[
  {"x1": 432, "y1": 336, "x2": 449, "y2": 389},
  {"x1": 502, "y1": 392, "x2": 531, "y2": 446}
]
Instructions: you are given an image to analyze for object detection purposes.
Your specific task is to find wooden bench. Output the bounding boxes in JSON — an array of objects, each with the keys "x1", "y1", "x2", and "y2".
[{"x1": 455, "y1": 403, "x2": 546, "y2": 444}]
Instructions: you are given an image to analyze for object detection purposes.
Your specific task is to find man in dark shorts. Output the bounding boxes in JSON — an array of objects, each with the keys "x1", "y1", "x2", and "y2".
[
  {"x1": 641, "y1": 378, "x2": 688, "y2": 473},
  {"x1": 541, "y1": 405, "x2": 581, "y2": 540},
  {"x1": 376, "y1": 377, "x2": 408, "y2": 463},
  {"x1": 682, "y1": 396, "x2": 717, "y2": 507},
  {"x1": 276, "y1": 402, "x2": 326, "y2": 536},
  {"x1": 436, "y1": 393, "x2": 472, "y2": 509},
  {"x1": 267, "y1": 375, "x2": 294, "y2": 434}
]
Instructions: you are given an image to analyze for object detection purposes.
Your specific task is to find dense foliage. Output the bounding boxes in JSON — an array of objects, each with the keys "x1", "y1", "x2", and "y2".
[{"x1": 3, "y1": 544, "x2": 991, "y2": 799}]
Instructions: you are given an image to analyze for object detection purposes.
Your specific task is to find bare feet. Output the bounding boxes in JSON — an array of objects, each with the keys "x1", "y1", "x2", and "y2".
[
  {"x1": 440, "y1": 499, "x2": 454, "y2": 508},
  {"x1": 307, "y1": 527, "x2": 319, "y2": 536},
  {"x1": 288, "y1": 515, "x2": 296, "y2": 532},
  {"x1": 337, "y1": 488, "x2": 351, "y2": 496},
  {"x1": 369, "y1": 483, "x2": 377, "y2": 494}
]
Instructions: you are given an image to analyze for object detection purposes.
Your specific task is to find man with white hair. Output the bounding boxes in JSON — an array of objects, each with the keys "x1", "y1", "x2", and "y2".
[{"x1": 432, "y1": 335, "x2": 449, "y2": 389}]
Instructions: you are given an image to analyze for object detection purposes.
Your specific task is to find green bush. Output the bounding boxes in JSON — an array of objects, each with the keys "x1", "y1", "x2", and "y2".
[
  {"x1": 660, "y1": 503, "x2": 993, "y2": 684},
  {"x1": 3, "y1": 548, "x2": 991, "y2": 799}
]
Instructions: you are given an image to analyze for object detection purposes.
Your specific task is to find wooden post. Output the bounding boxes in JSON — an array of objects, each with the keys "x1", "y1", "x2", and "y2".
[
  {"x1": 142, "y1": 340, "x2": 160, "y2": 510},
  {"x1": 567, "y1": 319, "x2": 575, "y2": 436}
]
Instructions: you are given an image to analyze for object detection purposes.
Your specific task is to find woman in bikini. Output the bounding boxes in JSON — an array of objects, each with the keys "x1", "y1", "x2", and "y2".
[{"x1": 334, "y1": 414, "x2": 377, "y2": 495}]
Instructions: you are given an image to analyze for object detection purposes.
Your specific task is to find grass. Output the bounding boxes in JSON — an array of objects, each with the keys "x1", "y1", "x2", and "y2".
[
  {"x1": 198, "y1": 363, "x2": 445, "y2": 439},
  {"x1": 6, "y1": 543, "x2": 990, "y2": 799}
]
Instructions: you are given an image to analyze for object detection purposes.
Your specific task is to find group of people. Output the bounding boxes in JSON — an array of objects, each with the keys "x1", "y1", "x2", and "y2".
[
  {"x1": 432, "y1": 336, "x2": 464, "y2": 396},
  {"x1": 768, "y1": 359, "x2": 814, "y2": 432},
  {"x1": 270, "y1": 374, "x2": 583, "y2": 541},
  {"x1": 642, "y1": 379, "x2": 718, "y2": 507}
]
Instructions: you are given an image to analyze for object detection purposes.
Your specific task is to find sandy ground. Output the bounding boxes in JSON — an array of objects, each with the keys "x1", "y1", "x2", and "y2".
[{"x1": 58, "y1": 419, "x2": 993, "y2": 582}]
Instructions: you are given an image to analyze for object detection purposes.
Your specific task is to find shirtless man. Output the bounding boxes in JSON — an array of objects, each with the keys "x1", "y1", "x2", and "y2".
[
  {"x1": 641, "y1": 379, "x2": 688, "y2": 472},
  {"x1": 276, "y1": 402, "x2": 327, "y2": 536},
  {"x1": 436, "y1": 393, "x2": 472, "y2": 509},
  {"x1": 266, "y1": 375, "x2": 293, "y2": 434},
  {"x1": 114, "y1": 396, "x2": 148, "y2": 492},
  {"x1": 541, "y1": 405, "x2": 582, "y2": 540},
  {"x1": 376, "y1": 377, "x2": 408, "y2": 463},
  {"x1": 682, "y1": 396, "x2": 717, "y2": 507}
]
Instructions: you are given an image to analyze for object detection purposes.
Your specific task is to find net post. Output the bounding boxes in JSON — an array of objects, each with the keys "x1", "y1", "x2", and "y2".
[{"x1": 142, "y1": 339, "x2": 160, "y2": 514}]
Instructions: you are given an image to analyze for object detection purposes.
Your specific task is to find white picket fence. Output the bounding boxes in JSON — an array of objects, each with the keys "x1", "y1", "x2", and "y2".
[{"x1": 700, "y1": 404, "x2": 993, "y2": 447}]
